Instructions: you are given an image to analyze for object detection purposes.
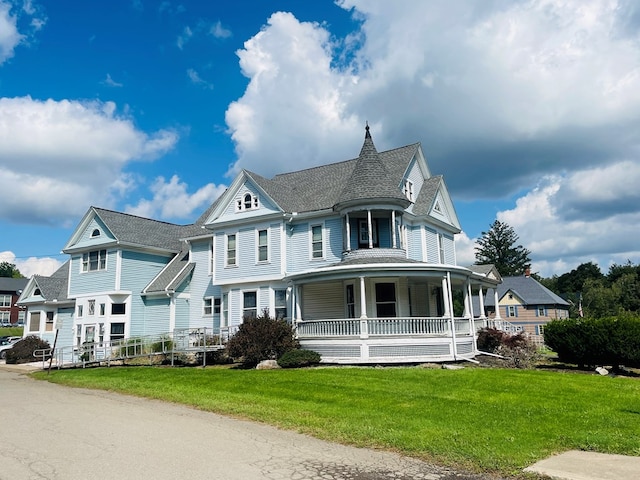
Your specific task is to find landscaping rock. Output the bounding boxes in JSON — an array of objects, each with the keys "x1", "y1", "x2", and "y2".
[{"x1": 256, "y1": 359, "x2": 281, "y2": 370}]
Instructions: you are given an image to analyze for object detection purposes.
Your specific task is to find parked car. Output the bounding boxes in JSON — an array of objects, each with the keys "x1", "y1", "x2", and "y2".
[{"x1": 0, "y1": 336, "x2": 22, "y2": 360}]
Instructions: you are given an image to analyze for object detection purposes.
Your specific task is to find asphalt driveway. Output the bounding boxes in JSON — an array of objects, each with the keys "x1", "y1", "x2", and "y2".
[{"x1": 0, "y1": 370, "x2": 493, "y2": 480}]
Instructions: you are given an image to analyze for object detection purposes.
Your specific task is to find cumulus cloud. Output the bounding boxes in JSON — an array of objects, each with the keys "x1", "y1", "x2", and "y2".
[
  {"x1": 0, "y1": 1, "x2": 23, "y2": 64},
  {"x1": 126, "y1": 175, "x2": 227, "y2": 220},
  {"x1": 0, "y1": 96, "x2": 179, "y2": 224},
  {"x1": 0, "y1": 251, "x2": 62, "y2": 277},
  {"x1": 225, "y1": 0, "x2": 640, "y2": 276}
]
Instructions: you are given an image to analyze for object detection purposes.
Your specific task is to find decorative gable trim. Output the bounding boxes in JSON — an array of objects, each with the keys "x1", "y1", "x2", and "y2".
[{"x1": 63, "y1": 207, "x2": 117, "y2": 252}]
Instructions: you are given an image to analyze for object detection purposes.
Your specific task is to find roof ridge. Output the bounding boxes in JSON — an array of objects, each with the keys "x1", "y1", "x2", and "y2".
[{"x1": 93, "y1": 206, "x2": 190, "y2": 228}]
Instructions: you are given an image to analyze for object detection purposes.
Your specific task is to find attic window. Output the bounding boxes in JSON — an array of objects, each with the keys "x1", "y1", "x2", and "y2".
[
  {"x1": 91, "y1": 229, "x2": 101, "y2": 237},
  {"x1": 34, "y1": 288, "x2": 42, "y2": 296},
  {"x1": 236, "y1": 192, "x2": 259, "y2": 212},
  {"x1": 508, "y1": 294, "x2": 513, "y2": 299},
  {"x1": 433, "y1": 202, "x2": 442, "y2": 213},
  {"x1": 403, "y1": 180, "x2": 414, "y2": 201}
]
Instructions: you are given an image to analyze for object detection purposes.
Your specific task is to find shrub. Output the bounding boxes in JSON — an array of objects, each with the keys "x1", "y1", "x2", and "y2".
[
  {"x1": 5, "y1": 336, "x2": 51, "y2": 364},
  {"x1": 477, "y1": 327, "x2": 539, "y2": 368},
  {"x1": 278, "y1": 349, "x2": 321, "y2": 368},
  {"x1": 226, "y1": 310, "x2": 299, "y2": 368},
  {"x1": 545, "y1": 312, "x2": 640, "y2": 369},
  {"x1": 476, "y1": 327, "x2": 506, "y2": 353}
]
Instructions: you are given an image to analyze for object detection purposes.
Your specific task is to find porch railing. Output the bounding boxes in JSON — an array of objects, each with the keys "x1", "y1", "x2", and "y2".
[{"x1": 296, "y1": 317, "x2": 474, "y2": 339}]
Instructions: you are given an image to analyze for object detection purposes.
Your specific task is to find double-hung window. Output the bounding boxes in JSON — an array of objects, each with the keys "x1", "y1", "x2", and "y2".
[
  {"x1": 226, "y1": 234, "x2": 237, "y2": 266},
  {"x1": 82, "y1": 249, "x2": 107, "y2": 272},
  {"x1": 243, "y1": 291, "x2": 257, "y2": 319},
  {"x1": 274, "y1": 289, "x2": 287, "y2": 319},
  {"x1": 257, "y1": 229, "x2": 268, "y2": 262},
  {"x1": 203, "y1": 298, "x2": 213, "y2": 316},
  {"x1": 0, "y1": 295, "x2": 10, "y2": 307},
  {"x1": 45, "y1": 312, "x2": 54, "y2": 332},
  {"x1": 311, "y1": 225, "x2": 323, "y2": 259}
]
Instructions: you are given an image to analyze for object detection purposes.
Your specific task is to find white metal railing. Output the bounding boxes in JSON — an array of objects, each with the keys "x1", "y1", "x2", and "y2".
[
  {"x1": 296, "y1": 317, "x2": 473, "y2": 339},
  {"x1": 479, "y1": 318, "x2": 524, "y2": 334},
  {"x1": 47, "y1": 327, "x2": 226, "y2": 368}
]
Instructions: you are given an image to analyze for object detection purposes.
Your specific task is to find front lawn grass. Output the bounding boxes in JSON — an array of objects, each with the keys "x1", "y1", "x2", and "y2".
[{"x1": 34, "y1": 366, "x2": 640, "y2": 476}]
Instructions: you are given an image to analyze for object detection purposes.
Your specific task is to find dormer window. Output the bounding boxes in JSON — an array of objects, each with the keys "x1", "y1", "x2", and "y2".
[
  {"x1": 404, "y1": 180, "x2": 414, "y2": 201},
  {"x1": 91, "y1": 228, "x2": 101, "y2": 237},
  {"x1": 236, "y1": 192, "x2": 259, "y2": 212}
]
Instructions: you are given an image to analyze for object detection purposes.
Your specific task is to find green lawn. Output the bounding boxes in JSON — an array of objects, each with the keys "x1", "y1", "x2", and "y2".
[
  {"x1": 0, "y1": 327, "x2": 23, "y2": 337},
  {"x1": 35, "y1": 366, "x2": 640, "y2": 476}
]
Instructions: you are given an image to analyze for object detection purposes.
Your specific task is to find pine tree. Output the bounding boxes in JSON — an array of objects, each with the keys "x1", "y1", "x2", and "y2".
[{"x1": 474, "y1": 220, "x2": 531, "y2": 276}]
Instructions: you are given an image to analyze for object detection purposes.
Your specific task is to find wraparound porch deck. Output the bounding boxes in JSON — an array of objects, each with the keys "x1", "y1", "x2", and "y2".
[{"x1": 296, "y1": 316, "x2": 481, "y2": 364}]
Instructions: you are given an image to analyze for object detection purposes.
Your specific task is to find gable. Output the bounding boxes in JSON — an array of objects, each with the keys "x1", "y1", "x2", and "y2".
[
  {"x1": 202, "y1": 172, "x2": 283, "y2": 226},
  {"x1": 428, "y1": 190, "x2": 461, "y2": 231},
  {"x1": 500, "y1": 290, "x2": 525, "y2": 305},
  {"x1": 63, "y1": 209, "x2": 116, "y2": 251}
]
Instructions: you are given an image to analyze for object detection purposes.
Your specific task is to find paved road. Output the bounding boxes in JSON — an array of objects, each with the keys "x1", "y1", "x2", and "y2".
[{"x1": 0, "y1": 370, "x2": 494, "y2": 480}]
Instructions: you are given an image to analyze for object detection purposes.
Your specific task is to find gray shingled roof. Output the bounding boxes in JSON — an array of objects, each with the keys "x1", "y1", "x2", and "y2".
[
  {"x1": 484, "y1": 275, "x2": 569, "y2": 307},
  {"x1": 33, "y1": 261, "x2": 70, "y2": 302},
  {"x1": 412, "y1": 176, "x2": 442, "y2": 216},
  {"x1": 243, "y1": 137, "x2": 420, "y2": 214},
  {"x1": 93, "y1": 208, "x2": 199, "y2": 252},
  {"x1": 0, "y1": 277, "x2": 28, "y2": 293},
  {"x1": 144, "y1": 247, "x2": 193, "y2": 294}
]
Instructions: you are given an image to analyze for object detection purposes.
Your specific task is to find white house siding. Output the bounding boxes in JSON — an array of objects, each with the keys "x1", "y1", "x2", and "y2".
[
  {"x1": 425, "y1": 227, "x2": 439, "y2": 263},
  {"x1": 134, "y1": 297, "x2": 170, "y2": 337},
  {"x1": 68, "y1": 250, "x2": 118, "y2": 296},
  {"x1": 120, "y1": 251, "x2": 172, "y2": 337},
  {"x1": 301, "y1": 282, "x2": 345, "y2": 320}
]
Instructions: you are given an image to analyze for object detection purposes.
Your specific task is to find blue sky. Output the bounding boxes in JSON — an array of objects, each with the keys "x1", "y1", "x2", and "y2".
[{"x1": 1, "y1": 0, "x2": 639, "y2": 278}]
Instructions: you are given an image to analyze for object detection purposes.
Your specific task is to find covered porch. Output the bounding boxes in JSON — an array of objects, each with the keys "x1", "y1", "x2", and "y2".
[{"x1": 287, "y1": 259, "x2": 501, "y2": 364}]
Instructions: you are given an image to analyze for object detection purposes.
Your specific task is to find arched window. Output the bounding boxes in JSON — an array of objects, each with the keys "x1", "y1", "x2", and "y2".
[
  {"x1": 34, "y1": 288, "x2": 42, "y2": 296},
  {"x1": 244, "y1": 193, "x2": 253, "y2": 209},
  {"x1": 91, "y1": 229, "x2": 100, "y2": 237},
  {"x1": 236, "y1": 192, "x2": 259, "y2": 211}
]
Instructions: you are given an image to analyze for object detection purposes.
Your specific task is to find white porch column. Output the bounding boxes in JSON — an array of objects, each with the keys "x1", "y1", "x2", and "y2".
[
  {"x1": 367, "y1": 209, "x2": 373, "y2": 249},
  {"x1": 447, "y1": 272, "x2": 458, "y2": 360},
  {"x1": 290, "y1": 285, "x2": 296, "y2": 323},
  {"x1": 345, "y1": 213, "x2": 351, "y2": 251},
  {"x1": 441, "y1": 277, "x2": 450, "y2": 317},
  {"x1": 391, "y1": 210, "x2": 397, "y2": 249},
  {"x1": 359, "y1": 276, "x2": 368, "y2": 339},
  {"x1": 478, "y1": 286, "x2": 486, "y2": 319},
  {"x1": 493, "y1": 288, "x2": 502, "y2": 319}
]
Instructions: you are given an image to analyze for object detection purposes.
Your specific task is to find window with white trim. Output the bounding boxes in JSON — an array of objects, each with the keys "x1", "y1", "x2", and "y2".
[
  {"x1": 112, "y1": 303, "x2": 126, "y2": 315},
  {"x1": 91, "y1": 228, "x2": 101, "y2": 237},
  {"x1": 508, "y1": 305, "x2": 517, "y2": 317},
  {"x1": 0, "y1": 295, "x2": 11, "y2": 307},
  {"x1": 243, "y1": 291, "x2": 257, "y2": 319},
  {"x1": 404, "y1": 180, "x2": 414, "y2": 201},
  {"x1": 88, "y1": 299, "x2": 95, "y2": 316},
  {"x1": 257, "y1": 229, "x2": 268, "y2": 262},
  {"x1": 226, "y1": 234, "x2": 237, "y2": 266},
  {"x1": 346, "y1": 284, "x2": 355, "y2": 318},
  {"x1": 203, "y1": 298, "x2": 213, "y2": 316},
  {"x1": 110, "y1": 323, "x2": 125, "y2": 341},
  {"x1": 537, "y1": 306, "x2": 546, "y2": 317},
  {"x1": 222, "y1": 293, "x2": 228, "y2": 326},
  {"x1": 45, "y1": 311, "x2": 54, "y2": 332},
  {"x1": 236, "y1": 192, "x2": 259, "y2": 211},
  {"x1": 438, "y1": 234, "x2": 446, "y2": 264},
  {"x1": 311, "y1": 224, "x2": 323, "y2": 259},
  {"x1": 29, "y1": 312, "x2": 40, "y2": 332},
  {"x1": 99, "y1": 303, "x2": 106, "y2": 316},
  {"x1": 82, "y1": 249, "x2": 107, "y2": 272},
  {"x1": 274, "y1": 289, "x2": 287, "y2": 319},
  {"x1": 0, "y1": 312, "x2": 9, "y2": 323}
]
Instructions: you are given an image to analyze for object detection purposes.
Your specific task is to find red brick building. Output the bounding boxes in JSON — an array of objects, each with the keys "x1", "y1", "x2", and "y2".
[{"x1": 0, "y1": 277, "x2": 28, "y2": 326}]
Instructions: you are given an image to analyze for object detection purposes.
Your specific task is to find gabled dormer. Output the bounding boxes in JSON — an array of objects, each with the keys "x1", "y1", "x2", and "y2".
[
  {"x1": 411, "y1": 176, "x2": 461, "y2": 233},
  {"x1": 200, "y1": 170, "x2": 283, "y2": 227}
]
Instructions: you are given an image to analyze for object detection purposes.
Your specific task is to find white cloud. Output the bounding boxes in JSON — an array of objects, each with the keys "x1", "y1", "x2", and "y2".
[
  {"x1": 177, "y1": 25, "x2": 192, "y2": 50},
  {"x1": 102, "y1": 73, "x2": 123, "y2": 87},
  {"x1": 454, "y1": 232, "x2": 476, "y2": 267},
  {"x1": 0, "y1": 251, "x2": 62, "y2": 277},
  {"x1": 225, "y1": 0, "x2": 640, "y2": 277},
  {"x1": 210, "y1": 20, "x2": 231, "y2": 39},
  {"x1": 187, "y1": 68, "x2": 214, "y2": 90},
  {"x1": 126, "y1": 175, "x2": 227, "y2": 220},
  {"x1": 0, "y1": 96, "x2": 179, "y2": 224},
  {"x1": 0, "y1": 1, "x2": 23, "y2": 64}
]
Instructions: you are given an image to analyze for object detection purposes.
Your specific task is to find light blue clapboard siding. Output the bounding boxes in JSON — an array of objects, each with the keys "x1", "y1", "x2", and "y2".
[
  {"x1": 71, "y1": 217, "x2": 115, "y2": 250},
  {"x1": 175, "y1": 297, "x2": 190, "y2": 330},
  {"x1": 259, "y1": 286, "x2": 270, "y2": 313},
  {"x1": 120, "y1": 251, "x2": 172, "y2": 336},
  {"x1": 68, "y1": 250, "x2": 118, "y2": 295},
  {"x1": 443, "y1": 234, "x2": 455, "y2": 265},
  {"x1": 218, "y1": 182, "x2": 281, "y2": 222},
  {"x1": 53, "y1": 307, "x2": 75, "y2": 362},
  {"x1": 189, "y1": 239, "x2": 218, "y2": 329},
  {"x1": 377, "y1": 218, "x2": 391, "y2": 249},
  {"x1": 405, "y1": 156, "x2": 425, "y2": 214},
  {"x1": 132, "y1": 297, "x2": 170, "y2": 337},
  {"x1": 407, "y1": 225, "x2": 422, "y2": 261},
  {"x1": 325, "y1": 217, "x2": 343, "y2": 261},
  {"x1": 288, "y1": 217, "x2": 342, "y2": 274},
  {"x1": 425, "y1": 227, "x2": 438, "y2": 263},
  {"x1": 215, "y1": 223, "x2": 284, "y2": 282},
  {"x1": 288, "y1": 222, "x2": 310, "y2": 273}
]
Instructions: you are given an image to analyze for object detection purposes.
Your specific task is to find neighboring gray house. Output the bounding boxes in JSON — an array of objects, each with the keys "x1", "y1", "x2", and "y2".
[
  {"x1": 19, "y1": 126, "x2": 502, "y2": 364},
  {"x1": 484, "y1": 271, "x2": 570, "y2": 344}
]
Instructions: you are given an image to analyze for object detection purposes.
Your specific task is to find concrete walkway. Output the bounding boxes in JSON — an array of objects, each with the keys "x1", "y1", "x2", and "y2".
[{"x1": 2, "y1": 362, "x2": 639, "y2": 480}]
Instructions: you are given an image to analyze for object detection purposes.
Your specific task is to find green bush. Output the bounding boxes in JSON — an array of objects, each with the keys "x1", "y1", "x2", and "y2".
[
  {"x1": 226, "y1": 310, "x2": 299, "y2": 368},
  {"x1": 278, "y1": 349, "x2": 321, "y2": 368},
  {"x1": 5, "y1": 336, "x2": 51, "y2": 364},
  {"x1": 545, "y1": 312, "x2": 640, "y2": 369}
]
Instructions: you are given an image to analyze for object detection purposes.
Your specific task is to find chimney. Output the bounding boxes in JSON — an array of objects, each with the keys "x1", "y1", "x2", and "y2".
[{"x1": 524, "y1": 266, "x2": 531, "y2": 277}]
